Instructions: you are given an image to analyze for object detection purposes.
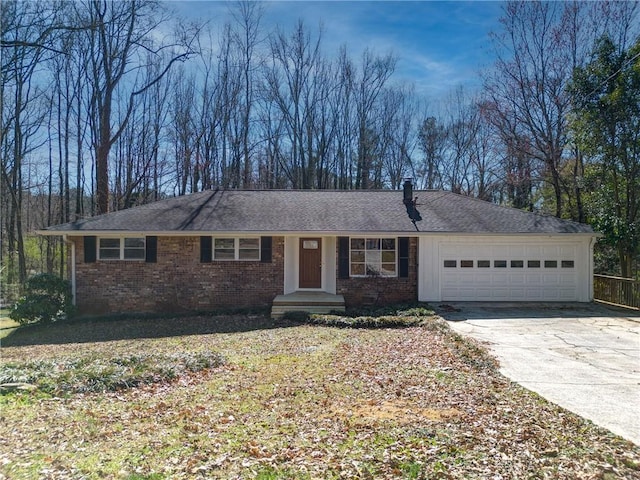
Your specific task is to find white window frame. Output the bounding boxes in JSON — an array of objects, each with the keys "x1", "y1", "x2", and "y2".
[
  {"x1": 213, "y1": 237, "x2": 261, "y2": 261},
  {"x1": 98, "y1": 237, "x2": 145, "y2": 261},
  {"x1": 349, "y1": 237, "x2": 397, "y2": 278}
]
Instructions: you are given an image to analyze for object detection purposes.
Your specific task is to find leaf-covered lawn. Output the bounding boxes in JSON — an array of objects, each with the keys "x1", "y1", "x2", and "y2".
[
  {"x1": 1, "y1": 315, "x2": 638, "y2": 479},
  {"x1": 0, "y1": 309, "x2": 19, "y2": 333}
]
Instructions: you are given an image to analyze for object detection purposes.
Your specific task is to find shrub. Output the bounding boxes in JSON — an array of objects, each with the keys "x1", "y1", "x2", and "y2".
[
  {"x1": 306, "y1": 314, "x2": 426, "y2": 329},
  {"x1": 288, "y1": 303, "x2": 437, "y2": 329},
  {"x1": 281, "y1": 311, "x2": 311, "y2": 322},
  {"x1": 9, "y1": 273, "x2": 74, "y2": 325}
]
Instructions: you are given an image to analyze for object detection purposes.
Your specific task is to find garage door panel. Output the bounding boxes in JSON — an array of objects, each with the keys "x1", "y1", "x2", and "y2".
[
  {"x1": 526, "y1": 276, "x2": 543, "y2": 286},
  {"x1": 439, "y1": 242, "x2": 579, "y2": 302}
]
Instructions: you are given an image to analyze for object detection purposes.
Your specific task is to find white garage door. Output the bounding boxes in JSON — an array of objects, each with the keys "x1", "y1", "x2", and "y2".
[{"x1": 440, "y1": 243, "x2": 579, "y2": 301}]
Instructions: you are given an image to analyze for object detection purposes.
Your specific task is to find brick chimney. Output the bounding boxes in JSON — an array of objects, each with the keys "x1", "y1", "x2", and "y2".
[{"x1": 403, "y1": 178, "x2": 413, "y2": 206}]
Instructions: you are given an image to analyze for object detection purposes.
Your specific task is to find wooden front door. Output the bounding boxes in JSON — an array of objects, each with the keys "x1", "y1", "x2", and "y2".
[{"x1": 299, "y1": 238, "x2": 322, "y2": 288}]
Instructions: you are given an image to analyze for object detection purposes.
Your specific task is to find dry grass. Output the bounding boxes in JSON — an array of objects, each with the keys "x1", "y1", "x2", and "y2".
[
  {"x1": 0, "y1": 308, "x2": 19, "y2": 333},
  {"x1": 0, "y1": 313, "x2": 638, "y2": 479}
]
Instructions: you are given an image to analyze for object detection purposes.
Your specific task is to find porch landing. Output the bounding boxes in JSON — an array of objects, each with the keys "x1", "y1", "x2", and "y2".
[{"x1": 271, "y1": 291, "x2": 346, "y2": 319}]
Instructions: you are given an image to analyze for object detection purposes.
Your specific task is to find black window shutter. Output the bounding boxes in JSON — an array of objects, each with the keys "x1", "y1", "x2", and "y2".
[
  {"x1": 338, "y1": 236, "x2": 350, "y2": 279},
  {"x1": 260, "y1": 236, "x2": 272, "y2": 263},
  {"x1": 84, "y1": 236, "x2": 97, "y2": 263},
  {"x1": 200, "y1": 236, "x2": 212, "y2": 263},
  {"x1": 398, "y1": 237, "x2": 409, "y2": 278},
  {"x1": 145, "y1": 236, "x2": 157, "y2": 263}
]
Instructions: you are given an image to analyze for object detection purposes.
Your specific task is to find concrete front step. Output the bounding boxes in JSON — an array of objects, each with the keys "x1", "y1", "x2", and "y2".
[{"x1": 271, "y1": 291, "x2": 346, "y2": 318}]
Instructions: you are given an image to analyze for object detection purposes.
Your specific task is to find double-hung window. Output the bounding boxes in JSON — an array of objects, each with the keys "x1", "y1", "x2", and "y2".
[
  {"x1": 98, "y1": 237, "x2": 145, "y2": 260},
  {"x1": 213, "y1": 237, "x2": 260, "y2": 261},
  {"x1": 350, "y1": 238, "x2": 397, "y2": 277}
]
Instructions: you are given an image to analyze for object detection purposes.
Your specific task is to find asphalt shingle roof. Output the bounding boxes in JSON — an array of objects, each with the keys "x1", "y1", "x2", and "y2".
[{"x1": 43, "y1": 189, "x2": 594, "y2": 235}]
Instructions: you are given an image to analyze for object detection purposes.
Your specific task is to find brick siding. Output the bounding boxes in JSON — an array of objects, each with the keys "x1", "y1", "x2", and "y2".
[
  {"x1": 70, "y1": 235, "x2": 418, "y2": 316},
  {"x1": 70, "y1": 236, "x2": 284, "y2": 315},
  {"x1": 336, "y1": 237, "x2": 418, "y2": 307}
]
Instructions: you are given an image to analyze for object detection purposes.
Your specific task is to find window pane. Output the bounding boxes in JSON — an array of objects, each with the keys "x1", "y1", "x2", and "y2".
[
  {"x1": 238, "y1": 238, "x2": 259, "y2": 260},
  {"x1": 239, "y1": 238, "x2": 259, "y2": 249},
  {"x1": 351, "y1": 238, "x2": 364, "y2": 250},
  {"x1": 99, "y1": 238, "x2": 120, "y2": 260},
  {"x1": 239, "y1": 249, "x2": 259, "y2": 260},
  {"x1": 351, "y1": 264, "x2": 365, "y2": 276},
  {"x1": 124, "y1": 248, "x2": 145, "y2": 260},
  {"x1": 215, "y1": 238, "x2": 234, "y2": 249},
  {"x1": 494, "y1": 260, "x2": 507, "y2": 268},
  {"x1": 444, "y1": 260, "x2": 456, "y2": 268},
  {"x1": 124, "y1": 238, "x2": 144, "y2": 248},
  {"x1": 528, "y1": 260, "x2": 540, "y2": 268},
  {"x1": 381, "y1": 238, "x2": 396, "y2": 250},
  {"x1": 366, "y1": 250, "x2": 381, "y2": 265},
  {"x1": 366, "y1": 238, "x2": 380, "y2": 250},
  {"x1": 461, "y1": 260, "x2": 473, "y2": 268},
  {"x1": 100, "y1": 248, "x2": 120, "y2": 259},
  {"x1": 381, "y1": 263, "x2": 396, "y2": 276},
  {"x1": 123, "y1": 237, "x2": 145, "y2": 260},
  {"x1": 366, "y1": 265, "x2": 382, "y2": 276},
  {"x1": 561, "y1": 260, "x2": 574, "y2": 268},
  {"x1": 511, "y1": 260, "x2": 524, "y2": 268},
  {"x1": 215, "y1": 249, "x2": 235, "y2": 260},
  {"x1": 351, "y1": 251, "x2": 365, "y2": 262},
  {"x1": 100, "y1": 238, "x2": 120, "y2": 249},
  {"x1": 350, "y1": 237, "x2": 396, "y2": 277},
  {"x1": 214, "y1": 238, "x2": 235, "y2": 260},
  {"x1": 382, "y1": 251, "x2": 395, "y2": 263},
  {"x1": 477, "y1": 260, "x2": 490, "y2": 268},
  {"x1": 545, "y1": 260, "x2": 557, "y2": 268}
]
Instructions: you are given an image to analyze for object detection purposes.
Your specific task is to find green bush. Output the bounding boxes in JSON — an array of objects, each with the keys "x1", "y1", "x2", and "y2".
[{"x1": 9, "y1": 273, "x2": 74, "y2": 325}]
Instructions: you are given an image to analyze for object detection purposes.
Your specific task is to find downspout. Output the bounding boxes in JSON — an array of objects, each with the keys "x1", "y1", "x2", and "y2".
[
  {"x1": 589, "y1": 235, "x2": 595, "y2": 302},
  {"x1": 63, "y1": 235, "x2": 76, "y2": 306}
]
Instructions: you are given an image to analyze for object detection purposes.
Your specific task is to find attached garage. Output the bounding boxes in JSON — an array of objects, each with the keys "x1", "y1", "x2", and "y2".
[{"x1": 418, "y1": 236, "x2": 595, "y2": 303}]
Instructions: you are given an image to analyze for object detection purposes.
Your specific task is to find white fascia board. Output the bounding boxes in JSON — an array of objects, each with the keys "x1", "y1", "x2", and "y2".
[
  {"x1": 38, "y1": 230, "x2": 421, "y2": 237},
  {"x1": 37, "y1": 230, "x2": 600, "y2": 238}
]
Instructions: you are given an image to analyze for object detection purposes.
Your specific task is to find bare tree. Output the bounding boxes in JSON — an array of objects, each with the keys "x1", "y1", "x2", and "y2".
[
  {"x1": 484, "y1": 0, "x2": 639, "y2": 218},
  {"x1": 79, "y1": 0, "x2": 197, "y2": 214},
  {"x1": 353, "y1": 49, "x2": 396, "y2": 189},
  {"x1": 1, "y1": 0, "x2": 58, "y2": 283},
  {"x1": 265, "y1": 20, "x2": 323, "y2": 188},
  {"x1": 484, "y1": 1, "x2": 571, "y2": 216},
  {"x1": 379, "y1": 84, "x2": 417, "y2": 189},
  {"x1": 231, "y1": 1, "x2": 263, "y2": 187},
  {"x1": 332, "y1": 47, "x2": 356, "y2": 189},
  {"x1": 441, "y1": 88, "x2": 479, "y2": 194},
  {"x1": 170, "y1": 68, "x2": 197, "y2": 196},
  {"x1": 416, "y1": 116, "x2": 446, "y2": 190}
]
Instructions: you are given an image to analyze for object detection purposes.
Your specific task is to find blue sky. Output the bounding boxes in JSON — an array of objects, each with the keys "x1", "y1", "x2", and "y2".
[{"x1": 172, "y1": 1, "x2": 504, "y2": 99}]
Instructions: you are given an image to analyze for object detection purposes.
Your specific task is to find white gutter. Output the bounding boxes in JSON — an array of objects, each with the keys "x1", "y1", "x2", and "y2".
[
  {"x1": 37, "y1": 230, "x2": 601, "y2": 238},
  {"x1": 62, "y1": 235, "x2": 76, "y2": 306},
  {"x1": 589, "y1": 235, "x2": 596, "y2": 301}
]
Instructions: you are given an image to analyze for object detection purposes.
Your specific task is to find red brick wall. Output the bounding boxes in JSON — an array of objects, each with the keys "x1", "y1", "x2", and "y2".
[
  {"x1": 71, "y1": 236, "x2": 284, "y2": 315},
  {"x1": 70, "y1": 235, "x2": 419, "y2": 315},
  {"x1": 336, "y1": 237, "x2": 418, "y2": 307}
]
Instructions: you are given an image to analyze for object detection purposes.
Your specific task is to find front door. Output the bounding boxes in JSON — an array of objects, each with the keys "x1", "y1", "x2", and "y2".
[{"x1": 299, "y1": 238, "x2": 322, "y2": 288}]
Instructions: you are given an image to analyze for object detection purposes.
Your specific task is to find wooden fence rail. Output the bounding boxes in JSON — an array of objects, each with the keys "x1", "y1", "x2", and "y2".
[{"x1": 593, "y1": 274, "x2": 640, "y2": 310}]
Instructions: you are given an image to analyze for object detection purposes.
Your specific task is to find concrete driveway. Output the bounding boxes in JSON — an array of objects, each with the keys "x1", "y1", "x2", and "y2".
[{"x1": 437, "y1": 302, "x2": 640, "y2": 445}]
